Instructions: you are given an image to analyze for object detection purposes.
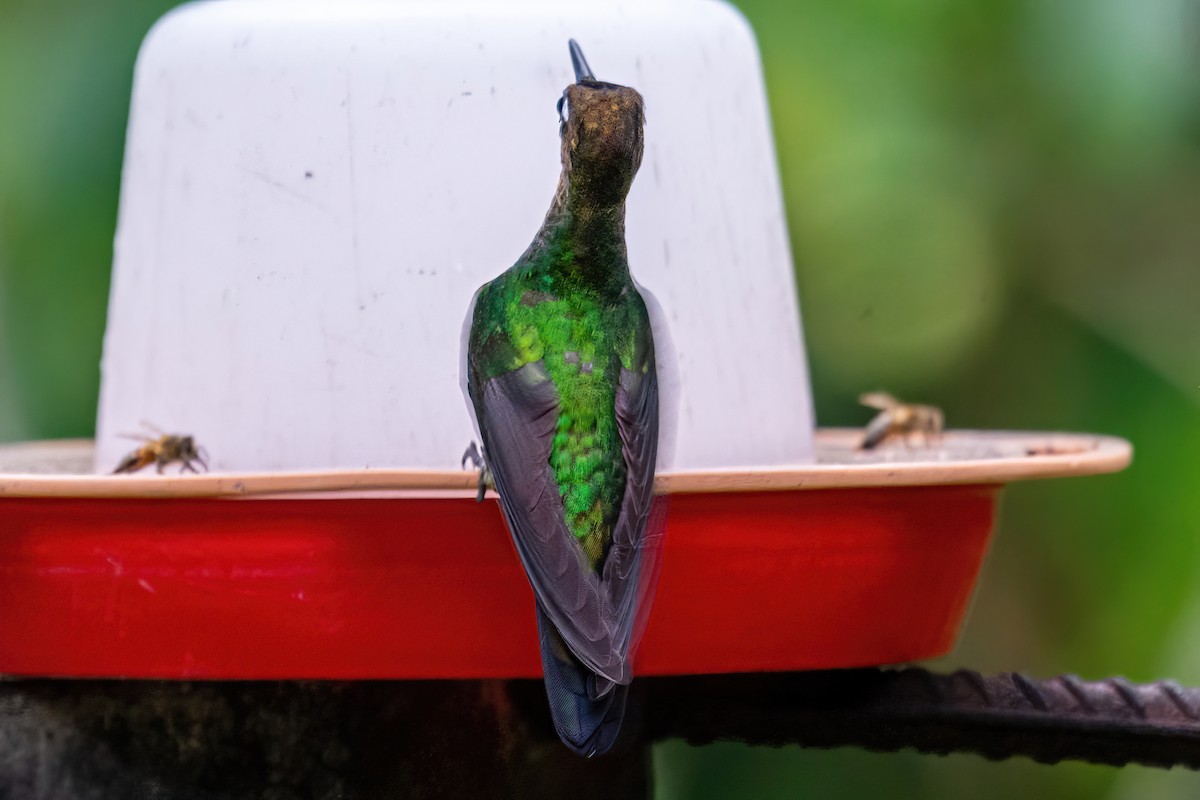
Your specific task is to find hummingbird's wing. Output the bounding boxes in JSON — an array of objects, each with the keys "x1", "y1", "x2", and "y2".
[
  {"x1": 599, "y1": 354, "x2": 663, "y2": 676},
  {"x1": 473, "y1": 361, "x2": 627, "y2": 684},
  {"x1": 470, "y1": 353, "x2": 661, "y2": 688}
]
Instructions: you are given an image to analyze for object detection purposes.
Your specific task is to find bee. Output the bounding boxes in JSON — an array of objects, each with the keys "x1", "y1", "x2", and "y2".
[
  {"x1": 858, "y1": 392, "x2": 944, "y2": 451},
  {"x1": 112, "y1": 425, "x2": 209, "y2": 475}
]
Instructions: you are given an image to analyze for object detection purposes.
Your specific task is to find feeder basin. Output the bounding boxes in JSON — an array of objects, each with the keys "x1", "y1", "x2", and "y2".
[{"x1": 0, "y1": 429, "x2": 1129, "y2": 679}]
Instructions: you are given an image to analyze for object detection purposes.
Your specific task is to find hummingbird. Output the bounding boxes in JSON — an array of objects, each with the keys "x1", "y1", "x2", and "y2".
[{"x1": 463, "y1": 40, "x2": 662, "y2": 756}]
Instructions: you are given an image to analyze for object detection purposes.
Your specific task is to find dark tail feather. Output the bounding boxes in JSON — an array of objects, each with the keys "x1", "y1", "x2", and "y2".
[{"x1": 535, "y1": 603, "x2": 629, "y2": 757}]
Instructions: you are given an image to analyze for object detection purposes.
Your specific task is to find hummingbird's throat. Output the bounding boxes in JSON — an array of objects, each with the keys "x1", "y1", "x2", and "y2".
[{"x1": 556, "y1": 200, "x2": 629, "y2": 287}]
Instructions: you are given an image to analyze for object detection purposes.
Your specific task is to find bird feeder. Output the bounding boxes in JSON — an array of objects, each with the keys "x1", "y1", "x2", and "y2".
[{"x1": 0, "y1": 0, "x2": 1128, "y2": 679}]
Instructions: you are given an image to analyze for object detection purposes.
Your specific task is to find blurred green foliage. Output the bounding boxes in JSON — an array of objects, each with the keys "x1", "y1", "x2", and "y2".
[{"x1": 0, "y1": 0, "x2": 1197, "y2": 797}]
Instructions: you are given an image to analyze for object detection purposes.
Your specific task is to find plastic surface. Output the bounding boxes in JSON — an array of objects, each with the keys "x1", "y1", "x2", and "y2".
[
  {"x1": 0, "y1": 431, "x2": 1130, "y2": 496},
  {"x1": 0, "y1": 486, "x2": 997, "y2": 678},
  {"x1": 97, "y1": 0, "x2": 814, "y2": 474}
]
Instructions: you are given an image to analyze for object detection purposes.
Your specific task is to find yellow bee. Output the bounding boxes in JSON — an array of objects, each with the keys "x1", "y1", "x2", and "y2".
[
  {"x1": 858, "y1": 392, "x2": 944, "y2": 451},
  {"x1": 112, "y1": 426, "x2": 209, "y2": 475}
]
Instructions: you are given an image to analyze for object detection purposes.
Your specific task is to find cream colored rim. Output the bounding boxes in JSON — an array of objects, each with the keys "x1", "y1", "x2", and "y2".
[{"x1": 0, "y1": 430, "x2": 1131, "y2": 499}]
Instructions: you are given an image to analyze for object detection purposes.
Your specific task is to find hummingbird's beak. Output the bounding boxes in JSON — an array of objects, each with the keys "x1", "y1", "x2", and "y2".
[{"x1": 569, "y1": 39, "x2": 594, "y2": 83}]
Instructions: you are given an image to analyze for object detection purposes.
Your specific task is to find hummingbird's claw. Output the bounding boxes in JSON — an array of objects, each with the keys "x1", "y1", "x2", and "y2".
[
  {"x1": 461, "y1": 441, "x2": 493, "y2": 503},
  {"x1": 461, "y1": 441, "x2": 484, "y2": 470}
]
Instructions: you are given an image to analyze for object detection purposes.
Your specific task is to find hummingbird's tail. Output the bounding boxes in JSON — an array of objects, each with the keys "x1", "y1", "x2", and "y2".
[{"x1": 535, "y1": 602, "x2": 629, "y2": 757}]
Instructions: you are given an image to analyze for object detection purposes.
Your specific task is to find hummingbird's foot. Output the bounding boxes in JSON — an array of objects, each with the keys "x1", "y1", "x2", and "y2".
[
  {"x1": 461, "y1": 441, "x2": 484, "y2": 470},
  {"x1": 461, "y1": 441, "x2": 494, "y2": 503}
]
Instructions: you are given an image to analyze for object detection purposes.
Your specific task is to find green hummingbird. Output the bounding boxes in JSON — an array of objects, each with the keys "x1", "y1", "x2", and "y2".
[{"x1": 463, "y1": 40, "x2": 662, "y2": 756}]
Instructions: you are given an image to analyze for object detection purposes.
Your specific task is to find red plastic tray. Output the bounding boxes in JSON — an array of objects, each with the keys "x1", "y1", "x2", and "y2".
[
  {"x1": 0, "y1": 487, "x2": 991, "y2": 678},
  {"x1": 0, "y1": 431, "x2": 1129, "y2": 678}
]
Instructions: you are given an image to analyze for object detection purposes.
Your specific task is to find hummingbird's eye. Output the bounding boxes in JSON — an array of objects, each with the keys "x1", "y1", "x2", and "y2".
[{"x1": 557, "y1": 93, "x2": 567, "y2": 124}]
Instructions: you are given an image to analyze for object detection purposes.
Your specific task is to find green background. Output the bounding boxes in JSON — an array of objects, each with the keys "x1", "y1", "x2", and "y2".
[{"x1": 0, "y1": 1, "x2": 1196, "y2": 797}]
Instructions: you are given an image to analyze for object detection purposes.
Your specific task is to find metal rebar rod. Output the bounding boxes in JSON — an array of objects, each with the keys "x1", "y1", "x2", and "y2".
[
  {"x1": 1, "y1": 669, "x2": 1197, "y2": 798},
  {"x1": 636, "y1": 668, "x2": 1200, "y2": 769}
]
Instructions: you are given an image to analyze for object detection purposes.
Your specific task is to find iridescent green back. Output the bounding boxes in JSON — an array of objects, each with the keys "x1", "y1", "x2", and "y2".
[{"x1": 469, "y1": 241, "x2": 648, "y2": 566}]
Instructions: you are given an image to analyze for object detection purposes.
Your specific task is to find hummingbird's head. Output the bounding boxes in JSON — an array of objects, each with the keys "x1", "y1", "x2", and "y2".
[{"x1": 557, "y1": 40, "x2": 645, "y2": 207}]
